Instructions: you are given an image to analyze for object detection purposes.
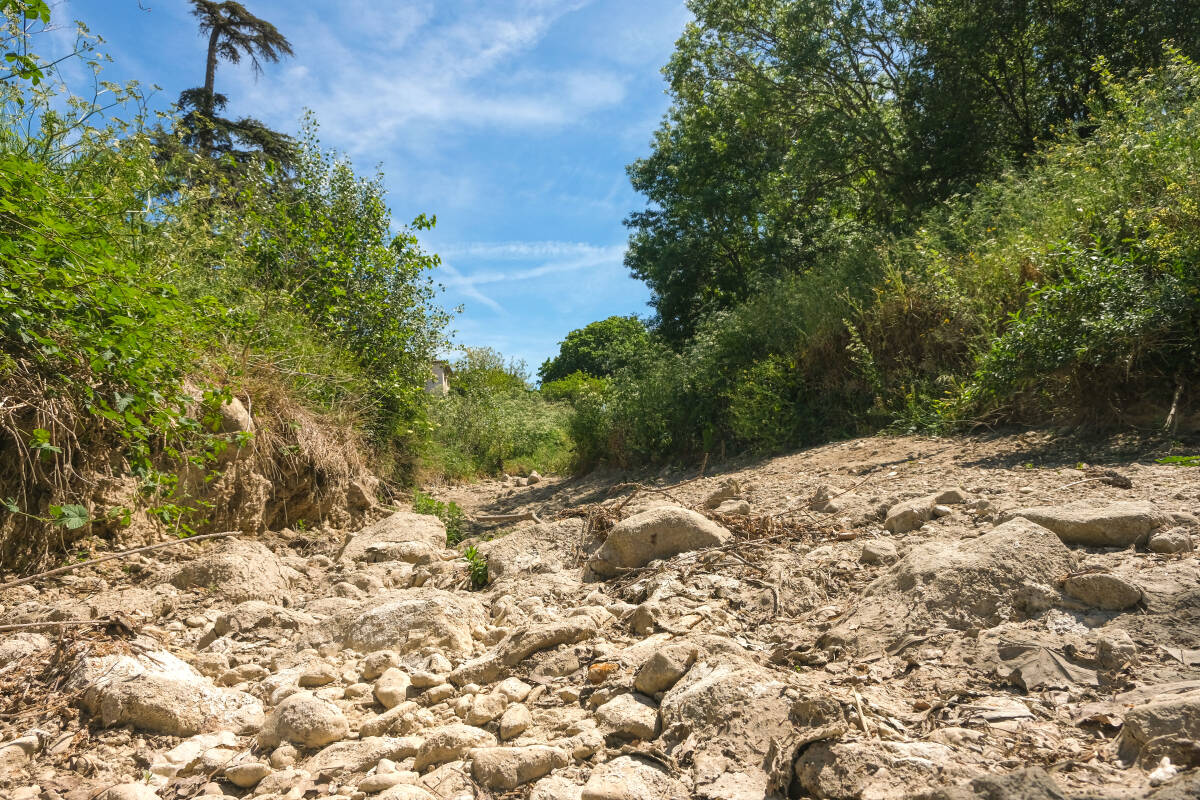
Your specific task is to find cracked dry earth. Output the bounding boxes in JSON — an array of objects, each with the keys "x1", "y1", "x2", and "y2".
[{"x1": 2, "y1": 432, "x2": 1200, "y2": 800}]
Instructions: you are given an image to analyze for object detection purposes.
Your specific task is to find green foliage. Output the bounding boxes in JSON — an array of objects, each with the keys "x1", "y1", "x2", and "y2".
[
  {"x1": 538, "y1": 316, "x2": 650, "y2": 383},
  {"x1": 1, "y1": 1, "x2": 51, "y2": 84},
  {"x1": 450, "y1": 347, "x2": 529, "y2": 395},
  {"x1": 539, "y1": 372, "x2": 609, "y2": 403},
  {"x1": 1158, "y1": 455, "x2": 1200, "y2": 467},
  {"x1": 411, "y1": 489, "x2": 466, "y2": 546},
  {"x1": 462, "y1": 544, "x2": 488, "y2": 590}
]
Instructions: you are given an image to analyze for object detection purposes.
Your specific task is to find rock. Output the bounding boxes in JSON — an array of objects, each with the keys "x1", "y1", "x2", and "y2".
[
  {"x1": 702, "y1": 479, "x2": 741, "y2": 509},
  {"x1": 495, "y1": 677, "x2": 533, "y2": 702},
  {"x1": 1149, "y1": 757, "x2": 1178, "y2": 787},
  {"x1": 270, "y1": 744, "x2": 299, "y2": 768},
  {"x1": 299, "y1": 662, "x2": 338, "y2": 688},
  {"x1": 595, "y1": 693, "x2": 660, "y2": 740},
  {"x1": 528, "y1": 471, "x2": 543, "y2": 485},
  {"x1": 860, "y1": 539, "x2": 898, "y2": 565},
  {"x1": 361, "y1": 650, "x2": 402, "y2": 680},
  {"x1": 1008, "y1": 501, "x2": 1170, "y2": 547},
  {"x1": 330, "y1": 588, "x2": 485, "y2": 655},
  {"x1": 1063, "y1": 573, "x2": 1142, "y2": 610},
  {"x1": 588, "y1": 506, "x2": 731, "y2": 577},
  {"x1": 499, "y1": 618, "x2": 597, "y2": 666},
  {"x1": 1096, "y1": 629, "x2": 1139, "y2": 670},
  {"x1": 883, "y1": 489, "x2": 967, "y2": 533},
  {"x1": 258, "y1": 691, "x2": 349, "y2": 749},
  {"x1": 824, "y1": 518, "x2": 1076, "y2": 652},
  {"x1": 225, "y1": 762, "x2": 272, "y2": 788},
  {"x1": 374, "y1": 668, "x2": 412, "y2": 709},
  {"x1": 360, "y1": 701, "x2": 423, "y2": 738},
  {"x1": 1120, "y1": 689, "x2": 1200, "y2": 768},
  {"x1": 168, "y1": 539, "x2": 300, "y2": 604},
  {"x1": 500, "y1": 703, "x2": 532, "y2": 740},
  {"x1": 914, "y1": 767, "x2": 1067, "y2": 799},
  {"x1": 531, "y1": 775, "x2": 584, "y2": 800},
  {"x1": 340, "y1": 511, "x2": 447, "y2": 562},
  {"x1": 466, "y1": 692, "x2": 507, "y2": 725},
  {"x1": 477, "y1": 519, "x2": 584, "y2": 582},
  {"x1": 304, "y1": 736, "x2": 421, "y2": 775},
  {"x1": 99, "y1": 784, "x2": 161, "y2": 800},
  {"x1": 360, "y1": 770, "x2": 421, "y2": 792},
  {"x1": 714, "y1": 499, "x2": 751, "y2": 515},
  {"x1": 469, "y1": 745, "x2": 569, "y2": 790},
  {"x1": 633, "y1": 644, "x2": 696, "y2": 695},
  {"x1": 365, "y1": 540, "x2": 443, "y2": 565},
  {"x1": 579, "y1": 755, "x2": 689, "y2": 800},
  {"x1": 69, "y1": 649, "x2": 263, "y2": 737},
  {"x1": 796, "y1": 740, "x2": 963, "y2": 800},
  {"x1": 1149, "y1": 528, "x2": 1194, "y2": 554},
  {"x1": 377, "y1": 784, "x2": 438, "y2": 800},
  {"x1": 254, "y1": 768, "x2": 314, "y2": 797},
  {"x1": 659, "y1": 661, "x2": 796, "y2": 798},
  {"x1": 412, "y1": 723, "x2": 496, "y2": 770},
  {"x1": 0, "y1": 632, "x2": 49, "y2": 666}
]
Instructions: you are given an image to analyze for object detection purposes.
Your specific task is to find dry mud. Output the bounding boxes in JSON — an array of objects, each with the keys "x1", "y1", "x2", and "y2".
[{"x1": 2, "y1": 431, "x2": 1199, "y2": 800}]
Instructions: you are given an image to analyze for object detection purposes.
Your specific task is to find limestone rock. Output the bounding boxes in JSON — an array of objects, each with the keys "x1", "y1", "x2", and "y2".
[
  {"x1": 860, "y1": 539, "x2": 898, "y2": 565},
  {"x1": 412, "y1": 723, "x2": 496, "y2": 770},
  {"x1": 1063, "y1": 573, "x2": 1143, "y2": 610},
  {"x1": 224, "y1": 761, "x2": 272, "y2": 788},
  {"x1": 499, "y1": 618, "x2": 597, "y2": 666},
  {"x1": 633, "y1": 643, "x2": 696, "y2": 695},
  {"x1": 588, "y1": 506, "x2": 731, "y2": 577},
  {"x1": 1120, "y1": 689, "x2": 1200, "y2": 767},
  {"x1": 1149, "y1": 528, "x2": 1194, "y2": 554},
  {"x1": 258, "y1": 691, "x2": 349, "y2": 749},
  {"x1": 99, "y1": 784, "x2": 161, "y2": 800},
  {"x1": 466, "y1": 692, "x2": 507, "y2": 725},
  {"x1": 0, "y1": 632, "x2": 49, "y2": 667},
  {"x1": 330, "y1": 588, "x2": 485, "y2": 655},
  {"x1": 374, "y1": 667, "x2": 412, "y2": 709},
  {"x1": 340, "y1": 511, "x2": 447, "y2": 562},
  {"x1": 884, "y1": 489, "x2": 968, "y2": 534},
  {"x1": 303, "y1": 736, "x2": 421, "y2": 775},
  {"x1": 500, "y1": 703, "x2": 532, "y2": 740},
  {"x1": 580, "y1": 755, "x2": 689, "y2": 800},
  {"x1": 1008, "y1": 501, "x2": 1170, "y2": 547},
  {"x1": 168, "y1": 539, "x2": 300, "y2": 604},
  {"x1": 531, "y1": 775, "x2": 584, "y2": 800},
  {"x1": 378, "y1": 783, "x2": 438, "y2": 800},
  {"x1": 595, "y1": 693, "x2": 660, "y2": 740},
  {"x1": 470, "y1": 745, "x2": 569, "y2": 790}
]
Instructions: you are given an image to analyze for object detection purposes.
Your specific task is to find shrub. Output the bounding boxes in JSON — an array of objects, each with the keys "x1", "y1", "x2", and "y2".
[{"x1": 412, "y1": 489, "x2": 466, "y2": 545}]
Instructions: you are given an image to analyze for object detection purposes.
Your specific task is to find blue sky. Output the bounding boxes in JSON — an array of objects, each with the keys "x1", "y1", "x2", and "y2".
[{"x1": 49, "y1": 0, "x2": 690, "y2": 374}]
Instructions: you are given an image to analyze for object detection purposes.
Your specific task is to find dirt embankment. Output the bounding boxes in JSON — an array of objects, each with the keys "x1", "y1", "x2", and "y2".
[{"x1": 1, "y1": 431, "x2": 1199, "y2": 800}]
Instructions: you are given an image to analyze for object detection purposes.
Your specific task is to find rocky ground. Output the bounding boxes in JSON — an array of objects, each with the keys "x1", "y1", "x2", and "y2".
[{"x1": 1, "y1": 431, "x2": 1198, "y2": 800}]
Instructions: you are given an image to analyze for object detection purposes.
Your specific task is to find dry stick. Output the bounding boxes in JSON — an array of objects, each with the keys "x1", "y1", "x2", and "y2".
[{"x1": 0, "y1": 530, "x2": 237, "y2": 591}]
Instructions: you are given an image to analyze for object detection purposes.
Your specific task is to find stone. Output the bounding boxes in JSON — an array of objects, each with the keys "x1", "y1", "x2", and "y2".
[
  {"x1": 579, "y1": 755, "x2": 688, "y2": 800},
  {"x1": 270, "y1": 744, "x2": 299, "y2": 768},
  {"x1": 824, "y1": 518, "x2": 1076, "y2": 653},
  {"x1": 412, "y1": 723, "x2": 497, "y2": 770},
  {"x1": 1008, "y1": 501, "x2": 1170, "y2": 547},
  {"x1": 883, "y1": 489, "x2": 969, "y2": 533},
  {"x1": 528, "y1": 471, "x2": 543, "y2": 485},
  {"x1": 224, "y1": 762, "x2": 272, "y2": 788},
  {"x1": 361, "y1": 650, "x2": 402, "y2": 680},
  {"x1": 360, "y1": 771, "x2": 420, "y2": 792},
  {"x1": 587, "y1": 506, "x2": 731, "y2": 577},
  {"x1": 374, "y1": 668, "x2": 412, "y2": 709},
  {"x1": 340, "y1": 511, "x2": 447, "y2": 562},
  {"x1": 364, "y1": 540, "x2": 443, "y2": 566},
  {"x1": 633, "y1": 644, "x2": 696, "y2": 695},
  {"x1": 377, "y1": 784, "x2": 438, "y2": 800},
  {"x1": 714, "y1": 499, "x2": 751, "y2": 515},
  {"x1": 531, "y1": 775, "x2": 584, "y2": 800},
  {"x1": 299, "y1": 662, "x2": 338, "y2": 688},
  {"x1": 701, "y1": 479, "x2": 742, "y2": 509},
  {"x1": 1120, "y1": 689, "x2": 1200, "y2": 768},
  {"x1": 860, "y1": 539, "x2": 898, "y2": 565},
  {"x1": 148, "y1": 732, "x2": 239, "y2": 779},
  {"x1": 594, "y1": 693, "x2": 660, "y2": 740},
  {"x1": 1063, "y1": 573, "x2": 1143, "y2": 610},
  {"x1": 469, "y1": 745, "x2": 569, "y2": 790},
  {"x1": 69, "y1": 650, "x2": 263, "y2": 737},
  {"x1": 304, "y1": 736, "x2": 421, "y2": 775},
  {"x1": 1149, "y1": 528, "x2": 1194, "y2": 554},
  {"x1": 500, "y1": 703, "x2": 532, "y2": 740},
  {"x1": 495, "y1": 677, "x2": 533, "y2": 703},
  {"x1": 359, "y1": 701, "x2": 422, "y2": 738},
  {"x1": 168, "y1": 539, "x2": 300, "y2": 604},
  {"x1": 99, "y1": 785, "x2": 161, "y2": 800},
  {"x1": 499, "y1": 618, "x2": 597, "y2": 666},
  {"x1": 0, "y1": 632, "x2": 49, "y2": 666},
  {"x1": 911, "y1": 766, "x2": 1067, "y2": 800},
  {"x1": 330, "y1": 589, "x2": 485, "y2": 656},
  {"x1": 465, "y1": 692, "x2": 507, "y2": 725},
  {"x1": 796, "y1": 740, "x2": 961, "y2": 800},
  {"x1": 1096, "y1": 629, "x2": 1139, "y2": 670},
  {"x1": 258, "y1": 691, "x2": 349, "y2": 749}
]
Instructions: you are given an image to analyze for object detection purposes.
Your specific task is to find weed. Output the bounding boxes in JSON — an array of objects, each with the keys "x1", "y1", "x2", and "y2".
[
  {"x1": 1157, "y1": 455, "x2": 1200, "y2": 467},
  {"x1": 412, "y1": 489, "x2": 466, "y2": 546},
  {"x1": 463, "y1": 545, "x2": 488, "y2": 589}
]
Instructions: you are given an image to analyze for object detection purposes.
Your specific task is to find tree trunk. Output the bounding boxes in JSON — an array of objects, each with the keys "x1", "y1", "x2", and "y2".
[{"x1": 200, "y1": 26, "x2": 221, "y2": 153}]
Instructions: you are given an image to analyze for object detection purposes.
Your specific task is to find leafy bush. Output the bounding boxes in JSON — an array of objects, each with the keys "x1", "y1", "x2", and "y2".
[
  {"x1": 463, "y1": 544, "x2": 488, "y2": 589},
  {"x1": 540, "y1": 371, "x2": 608, "y2": 403},
  {"x1": 411, "y1": 489, "x2": 466, "y2": 546},
  {"x1": 539, "y1": 315, "x2": 650, "y2": 382}
]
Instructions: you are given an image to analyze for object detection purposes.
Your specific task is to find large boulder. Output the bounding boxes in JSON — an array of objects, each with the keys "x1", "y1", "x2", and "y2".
[
  {"x1": 470, "y1": 746, "x2": 569, "y2": 791},
  {"x1": 69, "y1": 648, "x2": 263, "y2": 737},
  {"x1": 1007, "y1": 501, "x2": 1171, "y2": 547},
  {"x1": 588, "y1": 506, "x2": 731, "y2": 577},
  {"x1": 413, "y1": 724, "x2": 497, "y2": 770},
  {"x1": 658, "y1": 661, "x2": 798, "y2": 799},
  {"x1": 168, "y1": 538, "x2": 301, "y2": 604},
  {"x1": 579, "y1": 755, "x2": 689, "y2": 800},
  {"x1": 823, "y1": 518, "x2": 1075, "y2": 654},
  {"x1": 326, "y1": 588, "x2": 485, "y2": 655},
  {"x1": 340, "y1": 511, "x2": 447, "y2": 562},
  {"x1": 1119, "y1": 689, "x2": 1200, "y2": 768}
]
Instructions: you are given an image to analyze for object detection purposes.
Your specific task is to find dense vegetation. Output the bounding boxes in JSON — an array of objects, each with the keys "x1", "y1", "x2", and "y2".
[
  {"x1": 545, "y1": 0, "x2": 1200, "y2": 466},
  {"x1": 0, "y1": 1, "x2": 459, "y2": 551}
]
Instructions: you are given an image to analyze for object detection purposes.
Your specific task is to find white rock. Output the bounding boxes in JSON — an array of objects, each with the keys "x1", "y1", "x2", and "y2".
[
  {"x1": 594, "y1": 694, "x2": 660, "y2": 740},
  {"x1": 413, "y1": 723, "x2": 497, "y2": 770},
  {"x1": 258, "y1": 691, "x2": 349, "y2": 749},
  {"x1": 375, "y1": 668, "x2": 412, "y2": 709},
  {"x1": 499, "y1": 703, "x2": 532, "y2": 740},
  {"x1": 469, "y1": 745, "x2": 569, "y2": 790}
]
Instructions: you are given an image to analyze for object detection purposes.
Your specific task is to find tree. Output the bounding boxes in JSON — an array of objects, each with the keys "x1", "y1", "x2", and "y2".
[
  {"x1": 539, "y1": 316, "x2": 650, "y2": 383},
  {"x1": 177, "y1": 0, "x2": 296, "y2": 164}
]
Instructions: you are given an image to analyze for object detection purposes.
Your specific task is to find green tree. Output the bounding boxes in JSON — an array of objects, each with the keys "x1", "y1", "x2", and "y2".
[
  {"x1": 177, "y1": 0, "x2": 296, "y2": 164},
  {"x1": 538, "y1": 315, "x2": 650, "y2": 382}
]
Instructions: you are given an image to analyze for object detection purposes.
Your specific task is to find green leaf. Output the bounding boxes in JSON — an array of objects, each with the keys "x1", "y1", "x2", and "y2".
[{"x1": 52, "y1": 504, "x2": 91, "y2": 530}]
